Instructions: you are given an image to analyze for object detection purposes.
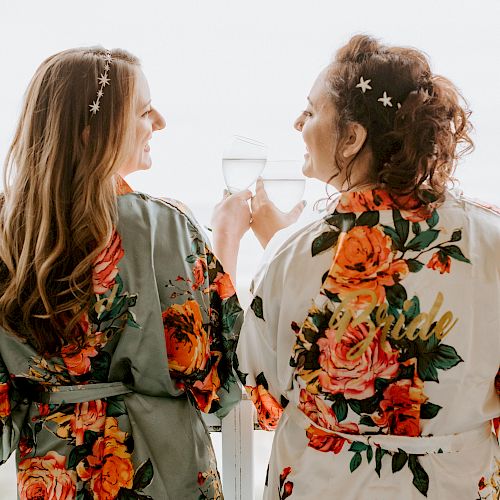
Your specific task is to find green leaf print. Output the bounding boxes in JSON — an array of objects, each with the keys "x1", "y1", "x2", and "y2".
[
  {"x1": 408, "y1": 455, "x2": 429, "y2": 497},
  {"x1": 359, "y1": 416, "x2": 377, "y2": 427},
  {"x1": 450, "y1": 229, "x2": 462, "y2": 242},
  {"x1": 440, "y1": 245, "x2": 471, "y2": 263},
  {"x1": 406, "y1": 259, "x2": 424, "y2": 272},
  {"x1": 402, "y1": 296, "x2": 421, "y2": 322},
  {"x1": 325, "y1": 213, "x2": 356, "y2": 232},
  {"x1": 427, "y1": 210, "x2": 439, "y2": 228},
  {"x1": 349, "y1": 442, "x2": 369, "y2": 452},
  {"x1": 375, "y1": 447, "x2": 387, "y2": 477},
  {"x1": 355, "y1": 211, "x2": 380, "y2": 227},
  {"x1": 393, "y1": 210, "x2": 410, "y2": 247},
  {"x1": 331, "y1": 395, "x2": 348, "y2": 422},
  {"x1": 185, "y1": 254, "x2": 197, "y2": 264},
  {"x1": 385, "y1": 284, "x2": 407, "y2": 309},
  {"x1": 391, "y1": 449, "x2": 408, "y2": 472},
  {"x1": 412, "y1": 222, "x2": 421, "y2": 235},
  {"x1": 68, "y1": 443, "x2": 93, "y2": 469},
  {"x1": 90, "y1": 351, "x2": 112, "y2": 382},
  {"x1": 250, "y1": 296, "x2": 264, "y2": 321},
  {"x1": 349, "y1": 452, "x2": 362, "y2": 472},
  {"x1": 382, "y1": 225, "x2": 404, "y2": 251},
  {"x1": 409, "y1": 334, "x2": 463, "y2": 382},
  {"x1": 405, "y1": 229, "x2": 440, "y2": 251},
  {"x1": 366, "y1": 446, "x2": 373, "y2": 463},
  {"x1": 132, "y1": 458, "x2": 155, "y2": 490},
  {"x1": 107, "y1": 397, "x2": 127, "y2": 417},
  {"x1": 311, "y1": 230, "x2": 340, "y2": 257},
  {"x1": 420, "y1": 402, "x2": 442, "y2": 419},
  {"x1": 348, "y1": 393, "x2": 381, "y2": 415}
]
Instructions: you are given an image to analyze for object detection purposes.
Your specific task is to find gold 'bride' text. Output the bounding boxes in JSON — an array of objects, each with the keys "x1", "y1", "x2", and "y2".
[{"x1": 326, "y1": 289, "x2": 457, "y2": 360}]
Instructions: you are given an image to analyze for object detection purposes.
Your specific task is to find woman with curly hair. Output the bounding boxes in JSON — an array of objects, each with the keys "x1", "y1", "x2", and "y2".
[
  {"x1": 0, "y1": 47, "x2": 248, "y2": 499},
  {"x1": 218, "y1": 35, "x2": 500, "y2": 498}
]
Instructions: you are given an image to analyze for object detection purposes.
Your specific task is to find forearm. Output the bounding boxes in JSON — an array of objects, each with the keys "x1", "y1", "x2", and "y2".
[{"x1": 212, "y1": 231, "x2": 241, "y2": 283}]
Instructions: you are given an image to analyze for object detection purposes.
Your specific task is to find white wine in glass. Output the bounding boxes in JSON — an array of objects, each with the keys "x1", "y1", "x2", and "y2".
[
  {"x1": 262, "y1": 160, "x2": 306, "y2": 212},
  {"x1": 222, "y1": 136, "x2": 267, "y2": 193}
]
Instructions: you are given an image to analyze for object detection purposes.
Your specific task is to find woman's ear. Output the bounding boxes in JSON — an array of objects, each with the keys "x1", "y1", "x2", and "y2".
[{"x1": 341, "y1": 122, "x2": 367, "y2": 158}]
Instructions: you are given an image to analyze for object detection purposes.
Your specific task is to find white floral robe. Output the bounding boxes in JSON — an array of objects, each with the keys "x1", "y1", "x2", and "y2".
[{"x1": 236, "y1": 188, "x2": 500, "y2": 500}]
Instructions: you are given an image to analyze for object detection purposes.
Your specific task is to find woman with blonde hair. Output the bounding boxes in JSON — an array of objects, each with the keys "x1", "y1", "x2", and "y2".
[
  {"x1": 218, "y1": 35, "x2": 500, "y2": 498},
  {"x1": 0, "y1": 47, "x2": 248, "y2": 498}
]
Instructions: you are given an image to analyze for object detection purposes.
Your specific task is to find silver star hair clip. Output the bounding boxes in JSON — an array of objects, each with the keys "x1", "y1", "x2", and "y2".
[{"x1": 89, "y1": 51, "x2": 112, "y2": 115}]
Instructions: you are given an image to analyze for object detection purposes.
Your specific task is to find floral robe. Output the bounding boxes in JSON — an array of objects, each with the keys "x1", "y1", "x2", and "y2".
[
  {"x1": 0, "y1": 181, "x2": 242, "y2": 499},
  {"x1": 236, "y1": 188, "x2": 500, "y2": 500}
]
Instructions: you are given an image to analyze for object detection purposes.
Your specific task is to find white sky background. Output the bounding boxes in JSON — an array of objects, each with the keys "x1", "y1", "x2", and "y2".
[
  {"x1": 1, "y1": 0, "x2": 499, "y2": 297},
  {"x1": 0, "y1": 1, "x2": 499, "y2": 496}
]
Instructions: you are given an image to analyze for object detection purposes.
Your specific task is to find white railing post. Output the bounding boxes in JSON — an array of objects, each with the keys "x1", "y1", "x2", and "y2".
[{"x1": 221, "y1": 392, "x2": 254, "y2": 500}]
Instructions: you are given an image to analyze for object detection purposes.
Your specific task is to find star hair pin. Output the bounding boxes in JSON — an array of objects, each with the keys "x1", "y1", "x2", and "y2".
[
  {"x1": 355, "y1": 76, "x2": 372, "y2": 93},
  {"x1": 378, "y1": 91, "x2": 393, "y2": 108},
  {"x1": 89, "y1": 50, "x2": 112, "y2": 116}
]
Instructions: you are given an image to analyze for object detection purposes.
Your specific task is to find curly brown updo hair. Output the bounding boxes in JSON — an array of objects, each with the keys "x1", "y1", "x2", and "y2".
[{"x1": 328, "y1": 35, "x2": 473, "y2": 203}]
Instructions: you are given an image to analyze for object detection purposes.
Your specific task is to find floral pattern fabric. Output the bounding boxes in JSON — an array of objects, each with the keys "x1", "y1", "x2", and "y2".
[
  {"x1": 237, "y1": 188, "x2": 500, "y2": 499},
  {"x1": 0, "y1": 184, "x2": 242, "y2": 499}
]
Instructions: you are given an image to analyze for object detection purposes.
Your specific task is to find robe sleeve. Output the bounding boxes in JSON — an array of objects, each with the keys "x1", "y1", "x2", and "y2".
[
  {"x1": 235, "y1": 263, "x2": 286, "y2": 431},
  {"x1": 157, "y1": 199, "x2": 243, "y2": 418}
]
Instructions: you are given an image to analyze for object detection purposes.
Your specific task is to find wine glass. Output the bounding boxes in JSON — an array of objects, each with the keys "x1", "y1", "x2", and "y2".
[
  {"x1": 261, "y1": 160, "x2": 306, "y2": 212},
  {"x1": 222, "y1": 136, "x2": 267, "y2": 193}
]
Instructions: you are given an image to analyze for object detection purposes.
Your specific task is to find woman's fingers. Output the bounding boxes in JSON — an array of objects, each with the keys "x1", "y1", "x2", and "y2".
[{"x1": 286, "y1": 200, "x2": 307, "y2": 223}]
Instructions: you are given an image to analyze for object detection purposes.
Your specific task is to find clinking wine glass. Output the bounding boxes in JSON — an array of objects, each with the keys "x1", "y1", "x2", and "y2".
[
  {"x1": 222, "y1": 136, "x2": 267, "y2": 193},
  {"x1": 261, "y1": 160, "x2": 306, "y2": 212}
]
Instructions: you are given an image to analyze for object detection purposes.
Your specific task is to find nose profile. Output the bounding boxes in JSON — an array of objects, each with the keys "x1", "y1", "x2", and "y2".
[
  {"x1": 153, "y1": 109, "x2": 166, "y2": 131},
  {"x1": 294, "y1": 114, "x2": 303, "y2": 132}
]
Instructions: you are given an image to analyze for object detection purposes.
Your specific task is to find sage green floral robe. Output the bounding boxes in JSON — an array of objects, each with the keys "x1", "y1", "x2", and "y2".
[
  {"x1": 0, "y1": 184, "x2": 242, "y2": 499},
  {"x1": 236, "y1": 188, "x2": 500, "y2": 500}
]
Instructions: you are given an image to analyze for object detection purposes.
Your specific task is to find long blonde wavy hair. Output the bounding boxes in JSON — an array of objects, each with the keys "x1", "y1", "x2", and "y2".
[{"x1": 0, "y1": 47, "x2": 140, "y2": 354}]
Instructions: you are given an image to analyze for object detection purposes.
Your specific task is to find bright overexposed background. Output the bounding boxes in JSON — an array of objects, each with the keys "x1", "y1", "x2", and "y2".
[{"x1": 0, "y1": 0, "x2": 499, "y2": 498}]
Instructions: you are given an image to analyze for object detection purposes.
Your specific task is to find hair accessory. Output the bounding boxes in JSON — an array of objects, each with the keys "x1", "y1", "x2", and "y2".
[
  {"x1": 89, "y1": 51, "x2": 112, "y2": 115},
  {"x1": 355, "y1": 76, "x2": 372, "y2": 93},
  {"x1": 378, "y1": 91, "x2": 393, "y2": 107}
]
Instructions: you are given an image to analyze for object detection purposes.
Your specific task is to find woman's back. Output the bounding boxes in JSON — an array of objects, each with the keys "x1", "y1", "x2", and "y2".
[
  {"x1": 0, "y1": 190, "x2": 242, "y2": 499},
  {"x1": 236, "y1": 187, "x2": 500, "y2": 499}
]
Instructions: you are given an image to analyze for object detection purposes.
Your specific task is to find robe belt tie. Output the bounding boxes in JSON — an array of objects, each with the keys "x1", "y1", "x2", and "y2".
[
  {"x1": 31, "y1": 381, "x2": 133, "y2": 404},
  {"x1": 284, "y1": 403, "x2": 492, "y2": 454}
]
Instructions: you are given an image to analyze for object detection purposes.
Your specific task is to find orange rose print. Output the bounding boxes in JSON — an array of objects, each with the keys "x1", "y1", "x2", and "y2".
[
  {"x1": 0, "y1": 382, "x2": 11, "y2": 418},
  {"x1": 18, "y1": 438, "x2": 33, "y2": 459},
  {"x1": 191, "y1": 361, "x2": 221, "y2": 413},
  {"x1": 324, "y1": 226, "x2": 409, "y2": 307},
  {"x1": 317, "y1": 324, "x2": 400, "y2": 400},
  {"x1": 337, "y1": 189, "x2": 432, "y2": 222},
  {"x1": 61, "y1": 344, "x2": 98, "y2": 376},
  {"x1": 93, "y1": 230, "x2": 124, "y2": 295},
  {"x1": 299, "y1": 390, "x2": 358, "y2": 454},
  {"x1": 372, "y1": 359, "x2": 428, "y2": 436},
  {"x1": 76, "y1": 417, "x2": 134, "y2": 499},
  {"x1": 246, "y1": 384, "x2": 283, "y2": 431},
  {"x1": 72, "y1": 401, "x2": 107, "y2": 446},
  {"x1": 18, "y1": 451, "x2": 76, "y2": 500},
  {"x1": 337, "y1": 189, "x2": 394, "y2": 213},
  {"x1": 61, "y1": 316, "x2": 105, "y2": 376},
  {"x1": 427, "y1": 251, "x2": 451, "y2": 274},
  {"x1": 192, "y1": 258, "x2": 207, "y2": 290},
  {"x1": 163, "y1": 300, "x2": 210, "y2": 376},
  {"x1": 210, "y1": 272, "x2": 236, "y2": 300}
]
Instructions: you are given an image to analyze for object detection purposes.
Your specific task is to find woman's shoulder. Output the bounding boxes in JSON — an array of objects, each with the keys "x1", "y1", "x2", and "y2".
[
  {"x1": 117, "y1": 191, "x2": 208, "y2": 240},
  {"x1": 119, "y1": 191, "x2": 201, "y2": 227}
]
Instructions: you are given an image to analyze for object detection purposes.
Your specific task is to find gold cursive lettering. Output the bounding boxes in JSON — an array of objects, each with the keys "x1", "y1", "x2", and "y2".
[{"x1": 324, "y1": 289, "x2": 458, "y2": 360}]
